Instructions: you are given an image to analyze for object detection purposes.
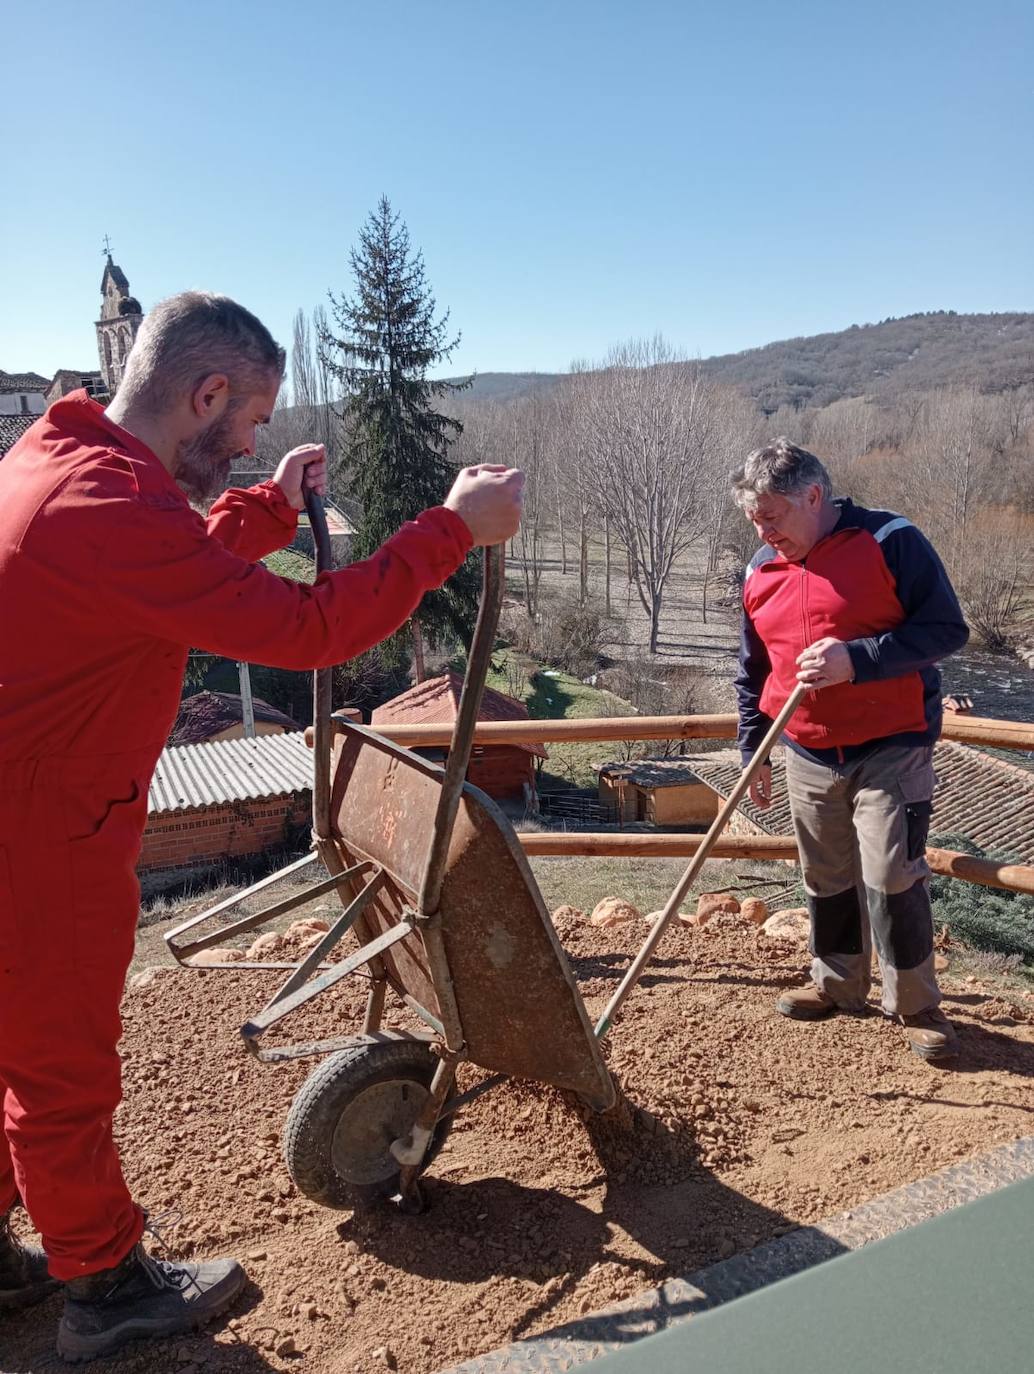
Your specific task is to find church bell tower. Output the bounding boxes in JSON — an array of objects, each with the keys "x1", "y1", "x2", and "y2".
[{"x1": 96, "y1": 242, "x2": 143, "y2": 396}]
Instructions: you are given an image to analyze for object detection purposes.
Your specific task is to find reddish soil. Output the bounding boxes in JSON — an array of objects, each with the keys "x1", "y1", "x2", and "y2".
[{"x1": 6, "y1": 910, "x2": 1034, "y2": 1374}]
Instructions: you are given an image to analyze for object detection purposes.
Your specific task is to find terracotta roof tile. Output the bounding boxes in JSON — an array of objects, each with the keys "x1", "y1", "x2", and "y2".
[{"x1": 373, "y1": 672, "x2": 548, "y2": 758}]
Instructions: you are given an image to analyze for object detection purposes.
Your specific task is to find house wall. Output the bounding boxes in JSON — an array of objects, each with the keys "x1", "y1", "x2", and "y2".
[
  {"x1": 468, "y1": 746, "x2": 534, "y2": 802},
  {"x1": 0, "y1": 392, "x2": 46, "y2": 416},
  {"x1": 598, "y1": 774, "x2": 639, "y2": 822},
  {"x1": 139, "y1": 793, "x2": 310, "y2": 872},
  {"x1": 646, "y1": 783, "x2": 720, "y2": 826}
]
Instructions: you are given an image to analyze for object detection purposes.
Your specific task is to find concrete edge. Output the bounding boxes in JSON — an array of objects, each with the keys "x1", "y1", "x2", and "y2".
[{"x1": 439, "y1": 1134, "x2": 1034, "y2": 1373}]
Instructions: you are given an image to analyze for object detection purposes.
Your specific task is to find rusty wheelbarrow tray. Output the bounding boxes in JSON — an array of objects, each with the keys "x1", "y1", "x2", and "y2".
[{"x1": 165, "y1": 493, "x2": 803, "y2": 1210}]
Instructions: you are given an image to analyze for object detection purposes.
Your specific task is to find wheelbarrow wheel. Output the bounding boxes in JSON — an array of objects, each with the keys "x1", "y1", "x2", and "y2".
[{"x1": 283, "y1": 1039, "x2": 452, "y2": 1209}]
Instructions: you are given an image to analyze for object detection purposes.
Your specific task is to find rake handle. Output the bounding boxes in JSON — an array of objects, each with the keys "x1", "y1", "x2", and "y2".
[{"x1": 593, "y1": 680, "x2": 810, "y2": 1039}]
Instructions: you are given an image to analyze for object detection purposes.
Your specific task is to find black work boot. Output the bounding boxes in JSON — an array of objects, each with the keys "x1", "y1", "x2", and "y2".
[
  {"x1": 56, "y1": 1243, "x2": 246, "y2": 1363},
  {"x1": 0, "y1": 1206, "x2": 58, "y2": 1311}
]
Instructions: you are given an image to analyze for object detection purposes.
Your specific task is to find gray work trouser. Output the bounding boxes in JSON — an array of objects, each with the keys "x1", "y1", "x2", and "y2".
[{"x1": 784, "y1": 743, "x2": 941, "y2": 1017}]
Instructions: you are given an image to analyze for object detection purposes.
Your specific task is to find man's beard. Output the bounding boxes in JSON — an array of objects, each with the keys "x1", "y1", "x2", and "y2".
[{"x1": 174, "y1": 412, "x2": 241, "y2": 503}]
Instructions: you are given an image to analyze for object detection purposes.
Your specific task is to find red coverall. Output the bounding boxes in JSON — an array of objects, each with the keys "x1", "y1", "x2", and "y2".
[{"x1": 0, "y1": 392, "x2": 472, "y2": 1279}]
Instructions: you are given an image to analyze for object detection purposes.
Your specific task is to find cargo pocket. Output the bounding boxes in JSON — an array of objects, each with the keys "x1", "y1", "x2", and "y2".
[{"x1": 898, "y1": 766, "x2": 934, "y2": 863}]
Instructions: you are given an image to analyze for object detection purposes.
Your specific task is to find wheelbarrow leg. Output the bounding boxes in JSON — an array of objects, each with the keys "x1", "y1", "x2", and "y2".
[
  {"x1": 362, "y1": 978, "x2": 387, "y2": 1035},
  {"x1": 390, "y1": 1051, "x2": 462, "y2": 1211}
]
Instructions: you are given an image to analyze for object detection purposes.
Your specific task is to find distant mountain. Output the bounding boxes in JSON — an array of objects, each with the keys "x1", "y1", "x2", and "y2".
[
  {"x1": 439, "y1": 371, "x2": 559, "y2": 402},
  {"x1": 446, "y1": 313, "x2": 1034, "y2": 414},
  {"x1": 699, "y1": 311, "x2": 1034, "y2": 412}
]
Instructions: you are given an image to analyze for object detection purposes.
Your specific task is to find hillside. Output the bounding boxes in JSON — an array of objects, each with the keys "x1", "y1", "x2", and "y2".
[
  {"x1": 702, "y1": 311, "x2": 1034, "y2": 411},
  {"x1": 440, "y1": 370, "x2": 559, "y2": 402},
  {"x1": 442, "y1": 313, "x2": 1034, "y2": 413}
]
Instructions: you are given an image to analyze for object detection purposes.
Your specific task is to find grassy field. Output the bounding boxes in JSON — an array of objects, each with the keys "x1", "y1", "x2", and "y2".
[{"x1": 482, "y1": 647, "x2": 639, "y2": 789}]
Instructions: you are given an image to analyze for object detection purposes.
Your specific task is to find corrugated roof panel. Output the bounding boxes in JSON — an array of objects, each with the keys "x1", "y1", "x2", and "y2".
[{"x1": 148, "y1": 733, "x2": 313, "y2": 814}]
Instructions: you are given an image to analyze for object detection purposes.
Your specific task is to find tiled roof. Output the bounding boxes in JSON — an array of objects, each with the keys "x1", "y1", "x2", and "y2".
[
  {"x1": 148, "y1": 733, "x2": 312, "y2": 814},
  {"x1": 373, "y1": 672, "x2": 548, "y2": 758},
  {"x1": 170, "y1": 690, "x2": 302, "y2": 747},
  {"x1": 0, "y1": 371, "x2": 49, "y2": 393},
  {"x1": 657, "y1": 743, "x2": 1034, "y2": 862},
  {"x1": 0, "y1": 413, "x2": 37, "y2": 457},
  {"x1": 598, "y1": 758, "x2": 715, "y2": 791}
]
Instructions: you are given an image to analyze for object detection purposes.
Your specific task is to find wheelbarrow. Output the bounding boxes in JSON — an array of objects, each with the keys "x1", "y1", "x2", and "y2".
[{"x1": 165, "y1": 494, "x2": 805, "y2": 1210}]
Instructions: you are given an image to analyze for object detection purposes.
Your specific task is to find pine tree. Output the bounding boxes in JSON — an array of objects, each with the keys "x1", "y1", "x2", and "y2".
[{"x1": 320, "y1": 197, "x2": 476, "y2": 675}]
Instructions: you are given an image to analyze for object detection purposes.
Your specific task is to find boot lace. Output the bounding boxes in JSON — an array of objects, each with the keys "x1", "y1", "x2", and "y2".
[{"x1": 139, "y1": 1209, "x2": 203, "y2": 1298}]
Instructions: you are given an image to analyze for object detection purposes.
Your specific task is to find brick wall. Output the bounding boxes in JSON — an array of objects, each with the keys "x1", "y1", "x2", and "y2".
[{"x1": 139, "y1": 793, "x2": 310, "y2": 873}]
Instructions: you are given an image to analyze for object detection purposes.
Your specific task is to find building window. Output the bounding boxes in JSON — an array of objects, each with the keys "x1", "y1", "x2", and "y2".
[{"x1": 20, "y1": 394, "x2": 30, "y2": 414}]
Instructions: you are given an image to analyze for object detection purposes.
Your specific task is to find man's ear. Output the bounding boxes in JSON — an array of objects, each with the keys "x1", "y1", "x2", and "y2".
[{"x1": 190, "y1": 373, "x2": 231, "y2": 421}]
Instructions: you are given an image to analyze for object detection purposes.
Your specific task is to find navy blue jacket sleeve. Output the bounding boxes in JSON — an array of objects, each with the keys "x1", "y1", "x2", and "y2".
[
  {"x1": 734, "y1": 606, "x2": 775, "y2": 764},
  {"x1": 846, "y1": 521, "x2": 970, "y2": 684}
]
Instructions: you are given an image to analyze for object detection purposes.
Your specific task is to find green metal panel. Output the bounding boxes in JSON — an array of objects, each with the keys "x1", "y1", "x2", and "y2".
[{"x1": 590, "y1": 1176, "x2": 1034, "y2": 1374}]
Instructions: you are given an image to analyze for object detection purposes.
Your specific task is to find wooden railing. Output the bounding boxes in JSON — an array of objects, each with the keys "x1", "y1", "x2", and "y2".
[
  {"x1": 314, "y1": 711, "x2": 1034, "y2": 896},
  {"x1": 342, "y1": 712, "x2": 1034, "y2": 753}
]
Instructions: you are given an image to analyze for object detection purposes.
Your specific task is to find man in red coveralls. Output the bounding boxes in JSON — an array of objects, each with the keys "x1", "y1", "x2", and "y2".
[{"x1": 0, "y1": 292, "x2": 522, "y2": 1360}]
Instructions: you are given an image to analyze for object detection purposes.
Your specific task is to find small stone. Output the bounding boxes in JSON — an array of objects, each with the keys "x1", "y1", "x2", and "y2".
[
  {"x1": 717, "y1": 1238, "x2": 736, "y2": 1259},
  {"x1": 695, "y1": 893, "x2": 741, "y2": 925},
  {"x1": 247, "y1": 1249, "x2": 267, "y2": 1261},
  {"x1": 247, "y1": 931, "x2": 285, "y2": 959},
  {"x1": 275, "y1": 1335, "x2": 296, "y2": 1357},
  {"x1": 590, "y1": 897, "x2": 642, "y2": 928},
  {"x1": 371, "y1": 1347, "x2": 397, "y2": 1369},
  {"x1": 934, "y1": 953, "x2": 949, "y2": 973},
  {"x1": 740, "y1": 896, "x2": 769, "y2": 926},
  {"x1": 761, "y1": 908, "x2": 810, "y2": 943},
  {"x1": 551, "y1": 904, "x2": 585, "y2": 924}
]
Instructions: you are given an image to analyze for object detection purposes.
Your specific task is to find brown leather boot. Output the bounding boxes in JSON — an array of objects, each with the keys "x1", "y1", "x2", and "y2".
[
  {"x1": 0, "y1": 1206, "x2": 57, "y2": 1311},
  {"x1": 775, "y1": 986, "x2": 840, "y2": 1020},
  {"x1": 897, "y1": 1006, "x2": 960, "y2": 1062},
  {"x1": 57, "y1": 1243, "x2": 246, "y2": 1363}
]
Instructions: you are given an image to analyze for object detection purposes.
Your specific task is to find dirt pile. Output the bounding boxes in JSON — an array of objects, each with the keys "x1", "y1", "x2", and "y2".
[{"x1": 5, "y1": 907, "x2": 1034, "y2": 1374}]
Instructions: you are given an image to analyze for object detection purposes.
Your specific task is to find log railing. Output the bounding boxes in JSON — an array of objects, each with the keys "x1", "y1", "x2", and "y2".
[
  {"x1": 324, "y1": 711, "x2": 1034, "y2": 753},
  {"x1": 310, "y1": 711, "x2": 1034, "y2": 896}
]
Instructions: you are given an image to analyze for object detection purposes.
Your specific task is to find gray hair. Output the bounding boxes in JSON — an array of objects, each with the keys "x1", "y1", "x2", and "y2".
[
  {"x1": 730, "y1": 438, "x2": 833, "y2": 511},
  {"x1": 118, "y1": 291, "x2": 285, "y2": 413}
]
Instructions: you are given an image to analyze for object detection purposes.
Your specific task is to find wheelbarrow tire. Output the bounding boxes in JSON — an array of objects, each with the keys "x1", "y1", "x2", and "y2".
[{"x1": 283, "y1": 1039, "x2": 452, "y2": 1209}]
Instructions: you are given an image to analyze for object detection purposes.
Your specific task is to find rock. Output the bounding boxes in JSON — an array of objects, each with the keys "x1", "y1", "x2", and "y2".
[
  {"x1": 371, "y1": 1348, "x2": 397, "y2": 1370},
  {"x1": 761, "y1": 908, "x2": 810, "y2": 942},
  {"x1": 648, "y1": 909, "x2": 694, "y2": 926},
  {"x1": 188, "y1": 948, "x2": 245, "y2": 967},
  {"x1": 247, "y1": 1249, "x2": 267, "y2": 1261},
  {"x1": 934, "y1": 952, "x2": 949, "y2": 973},
  {"x1": 274, "y1": 1335, "x2": 297, "y2": 1357},
  {"x1": 695, "y1": 893, "x2": 741, "y2": 926},
  {"x1": 285, "y1": 919, "x2": 331, "y2": 943},
  {"x1": 552, "y1": 904, "x2": 586, "y2": 924},
  {"x1": 247, "y1": 932, "x2": 285, "y2": 959},
  {"x1": 590, "y1": 897, "x2": 642, "y2": 928},
  {"x1": 740, "y1": 897, "x2": 769, "y2": 926},
  {"x1": 128, "y1": 966, "x2": 178, "y2": 990}
]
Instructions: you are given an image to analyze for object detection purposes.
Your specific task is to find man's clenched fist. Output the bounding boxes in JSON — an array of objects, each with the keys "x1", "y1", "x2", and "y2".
[
  {"x1": 445, "y1": 465, "x2": 524, "y2": 546},
  {"x1": 274, "y1": 444, "x2": 328, "y2": 511}
]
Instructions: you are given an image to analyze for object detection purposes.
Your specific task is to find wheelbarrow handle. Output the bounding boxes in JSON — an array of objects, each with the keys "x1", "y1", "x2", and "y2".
[
  {"x1": 305, "y1": 487, "x2": 334, "y2": 841},
  {"x1": 593, "y1": 679, "x2": 811, "y2": 1039},
  {"x1": 418, "y1": 543, "x2": 506, "y2": 918}
]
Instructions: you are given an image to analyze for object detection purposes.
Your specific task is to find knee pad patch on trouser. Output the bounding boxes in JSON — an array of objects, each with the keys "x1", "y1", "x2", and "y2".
[
  {"x1": 808, "y1": 887, "x2": 864, "y2": 958},
  {"x1": 865, "y1": 879, "x2": 934, "y2": 970}
]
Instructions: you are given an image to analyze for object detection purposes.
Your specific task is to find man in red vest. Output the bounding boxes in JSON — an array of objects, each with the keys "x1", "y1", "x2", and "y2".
[
  {"x1": 733, "y1": 439, "x2": 968, "y2": 1063},
  {"x1": 0, "y1": 292, "x2": 522, "y2": 1359}
]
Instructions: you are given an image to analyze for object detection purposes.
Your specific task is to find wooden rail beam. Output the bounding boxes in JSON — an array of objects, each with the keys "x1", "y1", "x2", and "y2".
[
  {"x1": 308, "y1": 711, "x2": 1034, "y2": 753},
  {"x1": 518, "y1": 832, "x2": 1034, "y2": 896}
]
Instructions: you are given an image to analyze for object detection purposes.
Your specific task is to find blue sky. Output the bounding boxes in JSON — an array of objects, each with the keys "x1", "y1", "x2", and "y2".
[{"x1": 4, "y1": 0, "x2": 1031, "y2": 380}]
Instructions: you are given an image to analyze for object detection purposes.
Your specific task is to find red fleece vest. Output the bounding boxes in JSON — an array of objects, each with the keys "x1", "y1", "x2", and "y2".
[{"x1": 745, "y1": 527, "x2": 927, "y2": 749}]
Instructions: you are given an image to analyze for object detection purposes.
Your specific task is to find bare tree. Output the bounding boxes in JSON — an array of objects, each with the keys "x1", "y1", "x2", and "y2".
[{"x1": 578, "y1": 338, "x2": 730, "y2": 653}]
